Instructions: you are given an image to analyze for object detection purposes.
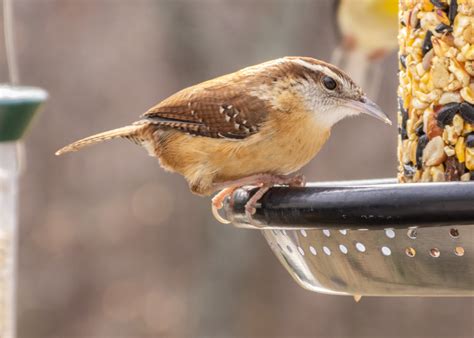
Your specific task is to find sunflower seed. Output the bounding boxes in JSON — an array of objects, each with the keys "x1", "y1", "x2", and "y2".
[
  {"x1": 415, "y1": 122, "x2": 425, "y2": 136},
  {"x1": 435, "y1": 23, "x2": 453, "y2": 33},
  {"x1": 448, "y1": 0, "x2": 458, "y2": 24},
  {"x1": 466, "y1": 133, "x2": 474, "y2": 147},
  {"x1": 400, "y1": 54, "x2": 407, "y2": 69},
  {"x1": 417, "y1": 135, "x2": 429, "y2": 169},
  {"x1": 399, "y1": 97, "x2": 409, "y2": 140},
  {"x1": 422, "y1": 31, "x2": 434, "y2": 56},
  {"x1": 430, "y1": 0, "x2": 448, "y2": 10},
  {"x1": 436, "y1": 103, "x2": 460, "y2": 127},
  {"x1": 460, "y1": 103, "x2": 474, "y2": 124},
  {"x1": 403, "y1": 162, "x2": 416, "y2": 178}
]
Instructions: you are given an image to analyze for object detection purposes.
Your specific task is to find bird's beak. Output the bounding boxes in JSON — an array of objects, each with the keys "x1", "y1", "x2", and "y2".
[{"x1": 344, "y1": 96, "x2": 392, "y2": 125}]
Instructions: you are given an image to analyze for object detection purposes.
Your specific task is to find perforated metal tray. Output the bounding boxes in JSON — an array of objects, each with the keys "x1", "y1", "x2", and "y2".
[{"x1": 223, "y1": 179, "x2": 474, "y2": 296}]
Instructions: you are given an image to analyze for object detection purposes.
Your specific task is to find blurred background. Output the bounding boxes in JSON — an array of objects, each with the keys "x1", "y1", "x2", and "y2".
[{"x1": 1, "y1": 0, "x2": 472, "y2": 337}]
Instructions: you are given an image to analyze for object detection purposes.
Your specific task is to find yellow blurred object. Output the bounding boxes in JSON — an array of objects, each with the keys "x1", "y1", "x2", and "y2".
[
  {"x1": 333, "y1": 0, "x2": 398, "y2": 99},
  {"x1": 373, "y1": 0, "x2": 398, "y2": 17},
  {"x1": 337, "y1": 0, "x2": 398, "y2": 54}
]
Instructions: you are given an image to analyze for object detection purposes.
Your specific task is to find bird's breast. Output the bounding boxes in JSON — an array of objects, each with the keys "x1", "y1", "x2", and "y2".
[{"x1": 212, "y1": 110, "x2": 331, "y2": 181}]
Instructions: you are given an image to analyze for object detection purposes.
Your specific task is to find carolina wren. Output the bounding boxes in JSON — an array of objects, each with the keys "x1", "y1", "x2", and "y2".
[{"x1": 56, "y1": 57, "x2": 391, "y2": 223}]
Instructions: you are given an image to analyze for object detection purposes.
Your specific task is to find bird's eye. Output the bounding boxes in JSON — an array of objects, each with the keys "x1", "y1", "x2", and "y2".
[{"x1": 322, "y1": 76, "x2": 337, "y2": 90}]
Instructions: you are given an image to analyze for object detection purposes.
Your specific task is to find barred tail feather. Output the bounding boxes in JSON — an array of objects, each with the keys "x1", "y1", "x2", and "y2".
[{"x1": 55, "y1": 124, "x2": 146, "y2": 156}]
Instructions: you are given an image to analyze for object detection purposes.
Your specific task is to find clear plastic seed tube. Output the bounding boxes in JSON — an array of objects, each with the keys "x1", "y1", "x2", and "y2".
[
  {"x1": 0, "y1": 142, "x2": 19, "y2": 338},
  {"x1": 398, "y1": 0, "x2": 474, "y2": 182}
]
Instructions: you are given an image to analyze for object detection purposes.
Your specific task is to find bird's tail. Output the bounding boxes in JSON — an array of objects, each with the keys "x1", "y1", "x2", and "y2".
[{"x1": 55, "y1": 124, "x2": 148, "y2": 156}]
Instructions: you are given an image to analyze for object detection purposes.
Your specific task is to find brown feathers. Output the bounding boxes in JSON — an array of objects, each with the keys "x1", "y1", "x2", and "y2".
[
  {"x1": 142, "y1": 72, "x2": 270, "y2": 139},
  {"x1": 55, "y1": 124, "x2": 148, "y2": 155}
]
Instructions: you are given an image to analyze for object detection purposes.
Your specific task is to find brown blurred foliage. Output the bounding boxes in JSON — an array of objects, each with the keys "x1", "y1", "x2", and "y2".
[{"x1": 0, "y1": 0, "x2": 471, "y2": 337}]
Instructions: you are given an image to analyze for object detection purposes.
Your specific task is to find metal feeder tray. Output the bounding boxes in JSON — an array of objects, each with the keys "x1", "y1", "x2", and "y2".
[{"x1": 223, "y1": 179, "x2": 474, "y2": 297}]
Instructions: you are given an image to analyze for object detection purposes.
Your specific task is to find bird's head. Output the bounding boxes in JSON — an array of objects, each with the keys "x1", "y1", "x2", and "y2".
[{"x1": 281, "y1": 56, "x2": 392, "y2": 128}]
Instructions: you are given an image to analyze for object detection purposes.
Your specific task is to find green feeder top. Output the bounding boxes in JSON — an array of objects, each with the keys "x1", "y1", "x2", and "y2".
[{"x1": 0, "y1": 84, "x2": 48, "y2": 142}]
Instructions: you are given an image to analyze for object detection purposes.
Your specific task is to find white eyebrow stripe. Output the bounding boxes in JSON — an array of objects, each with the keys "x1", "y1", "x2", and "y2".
[{"x1": 291, "y1": 58, "x2": 341, "y2": 82}]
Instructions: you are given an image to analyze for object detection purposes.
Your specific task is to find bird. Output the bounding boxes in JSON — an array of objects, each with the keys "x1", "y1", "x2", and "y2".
[
  {"x1": 334, "y1": 0, "x2": 398, "y2": 59},
  {"x1": 332, "y1": 0, "x2": 398, "y2": 99},
  {"x1": 56, "y1": 56, "x2": 391, "y2": 223}
]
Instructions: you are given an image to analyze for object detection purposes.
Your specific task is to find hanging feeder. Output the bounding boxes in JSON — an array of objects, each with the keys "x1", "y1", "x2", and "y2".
[
  {"x1": 0, "y1": 85, "x2": 47, "y2": 337},
  {"x1": 0, "y1": 0, "x2": 48, "y2": 336}
]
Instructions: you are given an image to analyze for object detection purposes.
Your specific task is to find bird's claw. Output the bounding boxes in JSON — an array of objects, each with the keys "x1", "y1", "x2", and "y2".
[
  {"x1": 212, "y1": 185, "x2": 260, "y2": 225},
  {"x1": 211, "y1": 187, "x2": 237, "y2": 224},
  {"x1": 287, "y1": 173, "x2": 306, "y2": 187},
  {"x1": 211, "y1": 200, "x2": 231, "y2": 224},
  {"x1": 244, "y1": 204, "x2": 257, "y2": 220}
]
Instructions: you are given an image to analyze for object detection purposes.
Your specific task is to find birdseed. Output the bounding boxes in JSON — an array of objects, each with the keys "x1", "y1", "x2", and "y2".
[{"x1": 398, "y1": 0, "x2": 474, "y2": 182}]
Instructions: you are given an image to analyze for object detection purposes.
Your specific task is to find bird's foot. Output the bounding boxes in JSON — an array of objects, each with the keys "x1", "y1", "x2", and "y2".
[
  {"x1": 244, "y1": 183, "x2": 270, "y2": 220},
  {"x1": 243, "y1": 174, "x2": 306, "y2": 222},
  {"x1": 282, "y1": 173, "x2": 306, "y2": 187},
  {"x1": 210, "y1": 173, "x2": 306, "y2": 224},
  {"x1": 211, "y1": 187, "x2": 238, "y2": 224}
]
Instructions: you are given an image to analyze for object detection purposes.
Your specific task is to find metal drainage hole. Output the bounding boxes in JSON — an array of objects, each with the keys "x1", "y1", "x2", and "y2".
[
  {"x1": 297, "y1": 246, "x2": 305, "y2": 256},
  {"x1": 323, "y1": 246, "x2": 331, "y2": 255},
  {"x1": 309, "y1": 246, "x2": 317, "y2": 256},
  {"x1": 323, "y1": 229, "x2": 331, "y2": 237},
  {"x1": 300, "y1": 229, "x2": 307, "y2": 237},
  {"x1": 286, "y1": 245, "x2": 293, "y2": 253},
  {"x1": 385, "y1": 229, "x2": 395, "y2": 239},
  {"x1": 430, "y1": 248, "x2": 440, "y2": 258},
  {"x1": 450, "y1": 228, "x2": 459, "y2": 238},
  {"x1": 381, "y1": 246, "x2": 391, "y2": 256},
  {"x1": 355, "y1": 242, "x2": 366, "y2": 253},
  {"x1": 405, "y1": 247, "x2": 416, "y2": 257},
  {"x1": 407, "y1": 228, "x2": 417, "y2": 239},
  {"x1": 339, "y1": 244, "x2": 348, "y2": 254},
  {"x1": 454, "y1": 246, "x2": 465, "y2": 256},
  {"x1": 339, "y1": 229, "x2": 347, "y2": 235}
]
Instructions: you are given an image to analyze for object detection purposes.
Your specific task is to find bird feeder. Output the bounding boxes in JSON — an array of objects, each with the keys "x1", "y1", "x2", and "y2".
[
  {"x1": 0, "y1": 0, "x2": 48, "y2": 335},
  {"x1": 222, "y1": 180, "x2": 473, "y2": 296},
  {"x1": 223, "y1": 0, "x2": 474, "y2": 298},
  {"x1": 0, "y1": 85, "x2": 47, "y2": 337}
]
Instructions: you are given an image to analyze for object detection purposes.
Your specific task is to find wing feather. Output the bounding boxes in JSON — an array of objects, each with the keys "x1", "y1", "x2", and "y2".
[{"x1": 142, "y1": 76, "x2": 269, "y2": 139}]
